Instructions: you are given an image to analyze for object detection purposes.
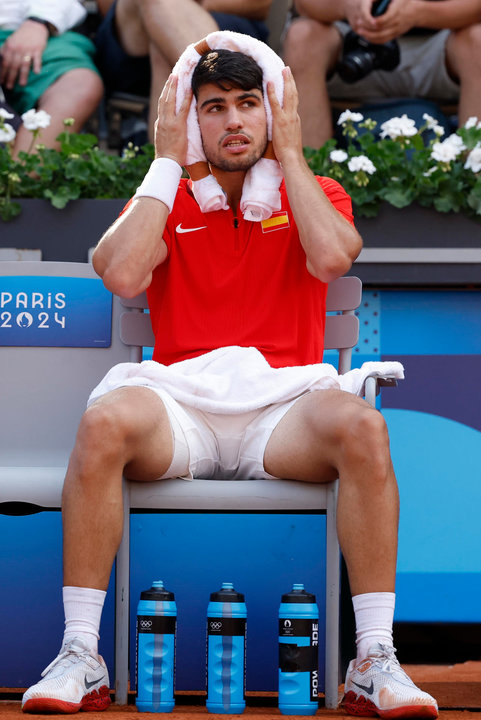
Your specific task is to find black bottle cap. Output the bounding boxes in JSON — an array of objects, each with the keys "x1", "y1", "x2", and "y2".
[
  {"x1": 210, "y1": 582, "x2": 245, "y2": 602},
  {"x1": 281, "y1": 583, "x2": 316, "y2": 603},
  {"x1": 140, "y1": 580, "x2": 175, "y2": 601}
]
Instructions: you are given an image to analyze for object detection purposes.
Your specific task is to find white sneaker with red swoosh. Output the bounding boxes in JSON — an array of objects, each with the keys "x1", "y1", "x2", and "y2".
[
  {"x1": 341, "y1": 643, "x2": 438, "y2": 719},
  {"x1": 22, "y1": 638, "x2": 110, "y2": 713}
]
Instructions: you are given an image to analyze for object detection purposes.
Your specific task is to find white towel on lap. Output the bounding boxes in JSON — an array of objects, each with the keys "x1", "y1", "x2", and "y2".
[
  {"x1": 88, "y1": 346, "x2": 404, "y2": 413},
  {"x1": 172, "y1": 30, "x2": 285, "y2": 221}
]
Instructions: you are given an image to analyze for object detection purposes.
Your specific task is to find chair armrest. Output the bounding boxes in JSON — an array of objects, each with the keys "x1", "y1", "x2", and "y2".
[{"x1": 364, "y1": 375, "x2": 400, "y2": 407}]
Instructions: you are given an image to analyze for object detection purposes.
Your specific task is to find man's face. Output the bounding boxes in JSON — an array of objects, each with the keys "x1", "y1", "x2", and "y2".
[{"x1": 196, "y1": 83, "x2": 268, "y2": 172}]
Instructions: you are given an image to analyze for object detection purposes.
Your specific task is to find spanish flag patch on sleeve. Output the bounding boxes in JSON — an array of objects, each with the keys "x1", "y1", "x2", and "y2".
[{"x1": 261, "y1": 211, "x2": 290, "y2": 233}]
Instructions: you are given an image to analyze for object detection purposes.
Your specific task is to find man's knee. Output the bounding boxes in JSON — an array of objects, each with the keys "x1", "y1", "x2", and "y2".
[
  {"x1": 75, "y1": 397, "x2": 135, "y2": 461},
  {"x1": 284, "y1": 18, "x2": 341, "y2": 72},
  {"x1": 325, "y1": 395, "x2": 391, "y2": 470},
  {"x1": 449, "y1": 23, "x2": 481, "y2": 69},
  {"x1": 43, "y1": 69, "x2": 104, "y2": 112},
  {"x1": 69, "y1": 70, "x2": 104, "y2": 109}
]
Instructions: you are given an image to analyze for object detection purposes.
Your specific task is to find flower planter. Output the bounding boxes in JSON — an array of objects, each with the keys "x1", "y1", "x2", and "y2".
[
  {"x1": 0, "y1": 198, "x2": 126, "y2": 263},
  {"x1": 353, "y1": 203, "x2": 481, "y2": 286},
  {"x1": 1, "y1": 198, "x2": 480, "y2": 286}
]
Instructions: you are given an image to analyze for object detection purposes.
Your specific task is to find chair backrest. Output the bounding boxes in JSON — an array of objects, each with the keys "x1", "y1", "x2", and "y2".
[{"x1": 0, "y1": 261, "x2": 134, "y2": 469}]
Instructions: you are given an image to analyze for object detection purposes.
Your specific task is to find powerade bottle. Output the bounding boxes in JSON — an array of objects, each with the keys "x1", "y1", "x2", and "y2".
[
  {"x1": 136, "y1": 580, "x2": 177, "y2": 713},
  {"x1": 278, "y1": 583, "x2": 319, "y2": 715},
  {"x1": 206, "y1": 582, "x2": 247, "y2": 714}
]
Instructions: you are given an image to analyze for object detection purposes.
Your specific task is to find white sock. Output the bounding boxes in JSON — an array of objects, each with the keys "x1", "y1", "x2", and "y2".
[
  {"x1": 62, "y1": 586, "x2": 106, "y2": 654},
  {"x1": 352, "y1": 592, "x2": 395, "y2": 660}
]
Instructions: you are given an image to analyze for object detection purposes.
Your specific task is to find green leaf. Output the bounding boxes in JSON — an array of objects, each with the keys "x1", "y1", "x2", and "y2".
[
  {"x1": 0, "y1": 199, "x2": 21, "y2": 221},
  {"x1": 44, "y1": 185, "x2": 81, "y2": 209},
  {"x1": 380, "y1": 187, "x2": 414, "y2": 208},
  {"x1": 433, "y1": 193, "x2": 459, "y2": 213},
  {"x1": 467, "y1": 182, "x2": 481, "y2": 214}
]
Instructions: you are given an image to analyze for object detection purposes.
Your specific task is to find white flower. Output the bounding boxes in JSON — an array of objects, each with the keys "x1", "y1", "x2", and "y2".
[
  {"x1": 329, "y1": 149, "x2": 348, "y2": 163},
  {"x1": 348, "y1": 155, "x2": 376, "y2": 174},
  {"x1": 444, "y1": 133, "x2": 466, "y2": 153},
  {"x1": 464, "y1": 116, "x2": 479, "y2": 129},
  {"x1": 0, "y1": 108, "x2": 14, "y2": 120},
  {"x1": 337, "y1": 110, "x2": 364, "y2": 125},
  {"x1": 464, "y1": 144, "x2": 481, "y2": 173},
  {"x1": 21, "y1": 109, "x2": 51, "y2": 130},
  {"x1": 423, "y1": 113, "x2": 438, "y2": 130},
  {"x1": 379, "y1": 114, "x2": 418, "y2": 139},
  {"x1": 423, "y1": 167, "x2": 438, "y2": 177},
  {"x1": 0, "y1": 123, "x2": 16, "y2": 143},
  {"x1": 433, "y1": 125, "x2": 445, "y2": 137},
  {"x1": 430, "y1": 137, "x2": 464, "y2": 163}
]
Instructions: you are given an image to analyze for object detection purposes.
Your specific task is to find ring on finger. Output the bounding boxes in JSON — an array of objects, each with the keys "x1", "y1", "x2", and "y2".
[{"x1": 23, "y1": 55, "x2": 32, "y2": 63}]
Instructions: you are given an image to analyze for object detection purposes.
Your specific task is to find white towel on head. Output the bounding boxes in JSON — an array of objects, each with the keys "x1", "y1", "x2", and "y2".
[{"x1": 172, "y1": 30, "x2": 285, "y2": 221}]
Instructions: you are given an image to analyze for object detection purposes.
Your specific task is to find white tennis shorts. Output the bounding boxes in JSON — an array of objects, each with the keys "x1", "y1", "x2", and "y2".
[{"x1": 151, "y1": 387, "x2": 302, "y2": 481}]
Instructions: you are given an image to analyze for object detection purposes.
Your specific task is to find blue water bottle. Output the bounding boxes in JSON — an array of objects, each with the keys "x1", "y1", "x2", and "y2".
[
  {"x1": 206, "y1": 582, "x2": 247, "y2": 714},
  {"x1": 278, "y1": 583, "x2": 319, "y2": 715},
  {"x1": 136, "y1": 580, "x2": 177, "y2": 713}
]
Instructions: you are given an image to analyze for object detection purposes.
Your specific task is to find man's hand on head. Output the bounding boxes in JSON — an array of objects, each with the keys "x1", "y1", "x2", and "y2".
[
  {"x1": 154, "y1": 74, "x2": 192, "y2": 166},
  {"x1": 267, "y1": 67, "x2": 303, "y2": 166}
]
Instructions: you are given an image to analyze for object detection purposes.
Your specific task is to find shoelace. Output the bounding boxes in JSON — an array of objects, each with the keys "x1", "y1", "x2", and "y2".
[
  {"x1": 41, "y1": 644, "x2": 91, "y2": 678},
  {"x1": 369, "y1": 644, "x2": 415, "y2": 684}
]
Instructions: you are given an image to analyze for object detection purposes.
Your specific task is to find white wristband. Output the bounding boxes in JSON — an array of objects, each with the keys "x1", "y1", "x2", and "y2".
[{"x1": 133, "y1": 157, "x2": 182, "y2": 212}]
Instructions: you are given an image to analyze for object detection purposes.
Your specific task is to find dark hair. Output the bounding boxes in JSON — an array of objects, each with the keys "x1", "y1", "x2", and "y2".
[{"x1": 191, "y1": 49, "x2": 263, "y2": 98}]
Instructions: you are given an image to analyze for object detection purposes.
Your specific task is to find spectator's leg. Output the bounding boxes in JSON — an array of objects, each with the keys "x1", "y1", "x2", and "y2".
[
  {"x1": 445, "y1": 23, "x2": 481, "y2": 125},
  {"x1": 115, "y1": 0, "x2": 218, "y2": 139},
  {"x1": 13, "y1": 68, "x2": 103, "y2": 154},
  {"x1": 283, "y1": 17, "x2": 342, "y2": 148}
]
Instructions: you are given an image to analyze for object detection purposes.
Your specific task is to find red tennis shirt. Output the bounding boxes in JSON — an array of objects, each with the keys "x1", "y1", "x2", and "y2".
[{"x1": 146, "y1": 175, "x2": 354, "y2": 368}]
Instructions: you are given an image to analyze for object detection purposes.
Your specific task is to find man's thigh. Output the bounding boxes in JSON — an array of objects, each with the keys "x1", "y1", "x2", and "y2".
[{"x1": 263, "y1": 389, "x2": 370, "y2": 483}]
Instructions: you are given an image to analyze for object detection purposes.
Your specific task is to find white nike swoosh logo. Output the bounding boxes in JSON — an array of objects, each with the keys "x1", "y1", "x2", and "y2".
[{"x1": 176, "y1": 223, "x2": 207, "y2": 234}]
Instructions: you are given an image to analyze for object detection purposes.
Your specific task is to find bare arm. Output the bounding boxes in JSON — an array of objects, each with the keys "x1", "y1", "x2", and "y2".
[
  {"x1": 92, "y1": 76, "x2": 192, "y2": 298},
  {"x1": 358, "y1": 0, "x2": 481, "y2": 43},
  {"x1": 267, "y1": 68, "x2": 362, "y2": 283},
  {"x1": 200, "y1": 0, "x2": 272, "y2": 21},
  {"x1": 294, "y1": 0, "x2": 378, "y2": 31},
  {"x1": 295, "y1": 0, "x2": 481, "y2": 42}
]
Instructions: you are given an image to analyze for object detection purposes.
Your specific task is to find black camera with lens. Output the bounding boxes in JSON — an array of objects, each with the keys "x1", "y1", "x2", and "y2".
[{"x1": 336, "y1": 0, "x2": 400, "y2": 83}]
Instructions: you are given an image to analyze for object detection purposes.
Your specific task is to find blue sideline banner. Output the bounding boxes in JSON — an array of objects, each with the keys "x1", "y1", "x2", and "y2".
[{"x1": 0, "y1": 276, "x2": 112, "y2": 347}]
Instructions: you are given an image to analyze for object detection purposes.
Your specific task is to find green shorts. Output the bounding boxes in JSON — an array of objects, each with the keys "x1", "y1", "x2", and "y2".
[{"x1": 0, "y1": 30, "x2": 100, "y2": 114}]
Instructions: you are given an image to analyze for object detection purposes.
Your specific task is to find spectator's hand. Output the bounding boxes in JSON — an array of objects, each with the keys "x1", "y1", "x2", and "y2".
[
  {"x1": 0, "y1": 20, "x2": 49, "y2": 89},
  {"x1": 344, "y1": 0, "x2": 379, "y2": 35},
  {"x1": 355, "y1": 0, "x2": 416, "y2": 43},
  {"x1": 154, "y1": 74, "x2": 192, "y2": 165},
  {"x1": 267, "y1": 66, "x2": 303, "y2": 164}
]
